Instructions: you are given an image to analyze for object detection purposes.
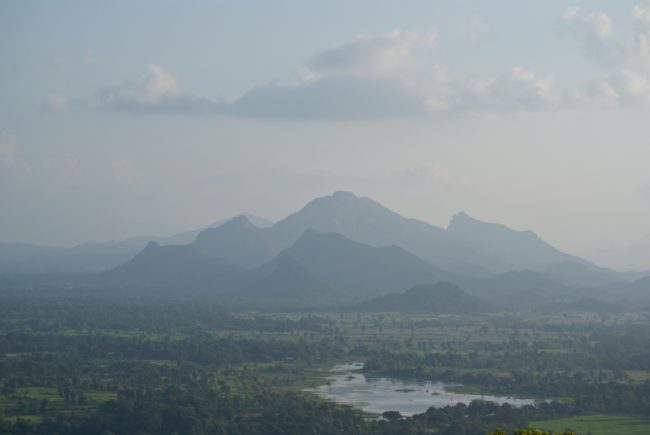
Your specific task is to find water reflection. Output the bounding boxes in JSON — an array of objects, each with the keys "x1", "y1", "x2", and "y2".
[{"x1": 307, "y1": 363, "x2": 535, "y2": 416}]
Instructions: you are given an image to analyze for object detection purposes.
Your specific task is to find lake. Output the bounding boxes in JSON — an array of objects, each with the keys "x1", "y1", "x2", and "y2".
[{"x1": 306, "y1": 362, "x2": 536, "y2": 416}]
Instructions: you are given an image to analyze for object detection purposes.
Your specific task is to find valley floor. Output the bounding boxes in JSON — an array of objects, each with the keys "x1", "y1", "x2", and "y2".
[{"x1": 1, "y1": 292, "x2": 649, "y2": 434}]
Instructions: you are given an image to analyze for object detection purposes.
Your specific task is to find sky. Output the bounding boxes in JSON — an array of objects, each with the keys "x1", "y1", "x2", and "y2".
[{"x1": 1, "y1": 0, "x2": 650, "y2": 260}]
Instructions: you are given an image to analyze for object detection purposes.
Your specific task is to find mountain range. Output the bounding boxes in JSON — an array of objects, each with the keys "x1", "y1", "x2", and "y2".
[
  {"x1": 2, "y1": 191, "x2": 649, "y2": 309},
  {"x1": 0, "y1": 213, "x2": 273, "y2": 274}
]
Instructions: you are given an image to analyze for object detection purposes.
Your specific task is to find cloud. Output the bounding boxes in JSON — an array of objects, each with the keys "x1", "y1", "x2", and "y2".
[
  {"x1": 0, "y1": 134, "x2": 30, "y2": 172},
  {"x1": 459, "y1": 17, "x2": 490, "y2": 42},
  {"x1": 43, "y1": 94, "x2": 71, "y2": 113},
  {"x1": 306, "y1": 28, "x2": 437, "y2": 78},
  {"x1": 578, "y1": 3, "x2": 650, "y2": 106},
  {"x1": 0, "y1": 134, "x2": 19, "y2": 166},
  {"x1": 88, "y1": 64, "x2": 218, "y2": 113},
  {"x1": 585, "y1": 12, "x2": 615, "y2": 41},
  {"x1": 228, "y1": 75, "x2": 428, "y2": 120},
  {"x1": 634, "y1": 4, "x2": 650, "y2": 25},
  {"x1": 73, "y1": 29, "x2": 563, "y2": 120},
  {"x1": 633, "y1": 2, "x2": 650, "y2": 69},
  {"x1": 559, "y1": 8, "x2": 625, "y2": 64},
  {"x1": 562, "y1": 6, "x2": 581, "y2": 21},
  {"x1": 460, "y1": 67, "x2": 559, "y2": 112},
  {"x1": 0, "y1": 134, "x2": 31, "y2": 193},
  {"x1": 230, "y1": 31, "x2": 559, "y2": 119},
  {"x1": 606, "y1": 69, "x2": 650, "y2": 103}
]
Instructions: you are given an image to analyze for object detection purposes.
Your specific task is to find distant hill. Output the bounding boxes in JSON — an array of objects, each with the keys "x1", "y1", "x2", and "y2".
[
  {"x1": 99, "y1": 242, "x2": 245, "y2": 293},
  {"x1": 359, "y1": 282, "x2": 490, "y2": 313},
  {"x1": 0, "y1": 191, "x2": 614, "y2": 279},
  {"x1": 0, "y1": 213, "x2": 273, "y2": 273},
  {"x1": 447, "y1": 211, "x2": 590, "y2": 271},
  {"x1": 93, "y1": 229, "x2": 454, "y2": 304},
  {"x1": 268, "y1": 191, "x2": 485, "y2": 273},
  {"x1": 267, "y1": 192, "x2": 607, "y2": 277},
  {"x1": 273, "y1": 229, "x2": 451, "y2": 299},
  {"x1": 463, "y1": 270, "x2": 579, "y2": 308},
  {"x1": 3, "y1": 191, "x2": 643, "y2": 307},
  {"x1": 241, "y1": 253, "x2": 335, "y2": 301},
  {"x1": 543, "y1": 261, "x2": 621, "y2": 288},
  {"x1": 209, "y1": 213, "x2": 274, "y2": 230},
  {"x1": 193, "y1": 215, "x2": 275, "y2": 268},
  {"x1": 610, "y1": 276, "x2": 650, "y2": 302}
]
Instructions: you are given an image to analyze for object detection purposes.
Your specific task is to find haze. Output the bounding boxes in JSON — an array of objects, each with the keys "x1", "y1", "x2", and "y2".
[{"x1": 2, "y1": 1, "x2": 650, "y2": 269}]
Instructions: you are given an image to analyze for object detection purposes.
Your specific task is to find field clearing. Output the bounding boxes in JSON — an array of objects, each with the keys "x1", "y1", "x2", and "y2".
[{"x1": 532, "y1": 414, "x2": 650, "y2": 435}]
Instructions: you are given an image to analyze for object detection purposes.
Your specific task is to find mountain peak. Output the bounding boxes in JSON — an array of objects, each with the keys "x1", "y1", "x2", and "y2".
[
  {"x1": 331, "y1": 190, "x2": 358, "y2": 200},
  {"x1": 209, "y1": 213, "x2": 274, "y2": 229},
  {"x1": 448, "y1": 211, "x2": 536, "y2": 237},
  {"x1": 298, "y1": 228, "x2": 322, "y2": 240},
  {"x1": 222, "y1": 214, "x2": 256, "y2": 229},
  {"x1": 192, "y1": 214, "x2": 274, "y2": 268},
  {"x1": 143, "y1": 241, "x2": 160, "y2": 251},
  {"x1": 448, "y1": 210, "x2": 481, "y2": 229}
]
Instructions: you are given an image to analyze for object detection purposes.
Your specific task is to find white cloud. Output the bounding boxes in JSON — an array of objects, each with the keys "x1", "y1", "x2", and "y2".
[
  {"x1": 562, "y1": 6, "x2": 581, "y2": 21},
  {"x1": 633, "y1": 3, "x2": 650, "y2": 25},
  {"x1": 0, "y1": 134, "x2": 31, "y2": 173},
  {"x1": 579, "y1": 3, "x2": 650, "y2": 107},
  {"x1": 632, "y1": 3, "x2": 650, "y2": 69},
  {"x1": 560, "y1": 8, "x2": 614, "y2": 40},
  {"x1": 43, "y1": 94, "x2": 71, "y2": 112},
  {"x1": 461, "y1": 67, "x2": 559, "y2": 112},
  {"x1": 460, "y1": 17, "x2": 489, "y2": 42},
  {"x1": 0, "y1": 134, "x2": 31, "y2": 193},
  {"x1": 228, "y1": 75, "x2": 428, "y2": 120},
  {"x1": 608, "y1": 69, "x2": 650, "y2": 103},
  {"x1": 78, "y1": 30, "x2": 562, "y2": 119},
  {"x1": 586, "y1": 12, "x2": 615, "y2": 41},
  {"x1": 306, "y1": 28, "x2": 438, "y2": 78},
  {"x1": 0, "y1": 134, "x2": 19, "y2": 166},
  {"x1": 559, "y1": 8, "x2": 624, "y2": 64},
  {"x1": 241, "y1": 29, "x2": 559, "y2": 118},
  {"x1": 88, "y1": 64, "x2": 217, "y2": 113},
  {"x1": 96, "y1": 64, "x2": 179, "y2": 106}
]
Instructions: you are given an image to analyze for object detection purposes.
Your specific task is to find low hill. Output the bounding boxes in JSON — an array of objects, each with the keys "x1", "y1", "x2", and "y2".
[
  {"x1": 240, "y1": 253, "x2": 335, "y2": 302},
  {"x1": 99, "y1": 242, "x2": 245, "y2": 293},
  {"x1": 465, "y1": 270, "x2": 579, "y2": 308},
  {"x1": 359, "y1": 282, "x2": 490, "y2": 313},
  {"x1": 276, "y1": 229, "x2": 451, "y2": 300}
]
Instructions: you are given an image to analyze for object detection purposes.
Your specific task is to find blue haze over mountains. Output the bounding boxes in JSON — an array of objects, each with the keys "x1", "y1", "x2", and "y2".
[{"x1": 1, "y1": 191, "x2": 649, "y2": 309}]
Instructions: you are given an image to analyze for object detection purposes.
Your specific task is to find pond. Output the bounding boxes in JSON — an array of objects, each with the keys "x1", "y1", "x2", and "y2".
[{"x1": 306, "y1": 362, "x2": 536, "y2": 416}]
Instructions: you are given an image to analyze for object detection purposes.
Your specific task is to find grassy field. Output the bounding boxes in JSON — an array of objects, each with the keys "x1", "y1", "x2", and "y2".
[{"x1": 532, "y1": 414, "x2": 650, "y2": 435}]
